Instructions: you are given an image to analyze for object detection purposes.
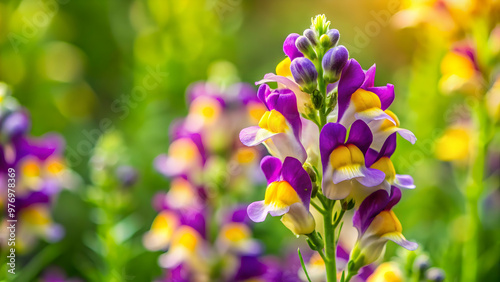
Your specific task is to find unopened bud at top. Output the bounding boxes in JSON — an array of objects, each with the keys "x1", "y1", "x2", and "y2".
[
  {"x1": 322, "y1": 45, "x2": 349, "y2": 83},
  {"x1": 327, "y1": 29, "x2": 340, "y2": 47},
  {"x1": 283, "y1": 33, "x2": 304, "y2": 60},
  {"x1": 296, "y1": 36, "x2": 317, "y2": 60},
  {"x1": 303, "y1": 29, "x2": 318, "y2": 46},
  {"x1": 290, "y1": 57, "x2": 318, "y2": 93}
]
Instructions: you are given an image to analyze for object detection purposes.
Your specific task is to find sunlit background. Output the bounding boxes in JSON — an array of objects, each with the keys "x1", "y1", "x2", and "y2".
[{"x1": 1, "y1": 0, "x2": 499, "y2": 281}]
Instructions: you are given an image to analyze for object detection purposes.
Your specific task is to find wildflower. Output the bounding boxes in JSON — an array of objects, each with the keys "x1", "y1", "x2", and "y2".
[
  {"x1": 247, "y1": 156, "x2": 315, "y2": 235},
  {"x1": 320, "y1": 121, "x2": 385, "y2": 200}
]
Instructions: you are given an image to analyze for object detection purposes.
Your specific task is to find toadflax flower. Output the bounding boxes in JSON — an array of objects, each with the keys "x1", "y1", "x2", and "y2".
[
  {"x1": 247, "y1": 156, "x2": 315, "y2": 235},
  {"x1": 320, "y1": 120, "x2": 385, "y2": 200},
  {"x1": 240, "y1": 85, "x2": 307, "y2": 163},
  {"x1": 351, "y1": 187, "x2": 418, "y2": 267}
]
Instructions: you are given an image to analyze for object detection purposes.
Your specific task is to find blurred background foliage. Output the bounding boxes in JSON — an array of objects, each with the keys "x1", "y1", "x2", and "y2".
[{"x1": 0, "y1": 0, "x2": 499, "y2": 281}]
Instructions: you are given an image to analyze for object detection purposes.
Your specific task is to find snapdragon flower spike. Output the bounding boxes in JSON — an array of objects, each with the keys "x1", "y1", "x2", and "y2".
[
  {"x1": 239, "y1": 85, "x2": 307, "y2": 163},
  {"x1": 352, "y1": 186, "x2": 418, "y2": 265},
  {"x1": 290, "y1": 57, "x2": 318, "y2": 93},
  {"x1": 283, "y1": 33, "x2": 304, "y2": 61},
  {"x1": 247, "y1": 156, "x2": 314, "y2": 235},
  {"x1": 320, "y1": 120, "x2": 385, "y2": 200},
  {"x1": 365, "y1": 133, "x2": 416, "y2": 191},
  {"x1": 337, "y1": 59, "x2": 396, "y2": 128}
]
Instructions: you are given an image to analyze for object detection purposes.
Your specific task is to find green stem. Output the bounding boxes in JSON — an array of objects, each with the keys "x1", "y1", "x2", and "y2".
[
  {"x1": 461, "y1": 100, "x2": 490, "y2": 282},
  {"x1": 323, "y1": 199, "x2": 337, "y2": 282}
]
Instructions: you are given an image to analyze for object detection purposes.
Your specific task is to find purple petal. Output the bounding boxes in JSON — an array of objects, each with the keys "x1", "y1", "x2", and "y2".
[
  {"x1": 395, "y1": 174, "x2": 416, "y2": 189},
  {"x1": 362, "y1": 64, "x2": 377, "y2": 88},
  {"x1": 283, "y1": 33, "x2": 304, "y2": 60},
  {"x1": 347, "y1": 120, "x2": 372, "y2": 155},
  {"x1": 260, "y1": 156, "x2": 283, "y2": 184},
  {"x1": 265, "y1": 89, "x2": 302, "y2": 138},
  {"x1": 337, "y1": 59, "x2": 365, "y2": 122},
  {"x1": 385, "y1": 186, "x2": 402, "y2": 211},
  {"x1": 281, "y1": 157, "x2": 312, "y2": 208},
  {"x1": 356, "y1": 167, "x2": 386, "y2": 187},
  {"x1": 320, "y1": 123, "x2": 347, "y2": 174},
  {"x1": 180, "y1": 210, "x2": 206, "y2": 239},
  {"x1": 353, "y1": 189, "x2": 390, "y2": 234},
  {"x1": 257, "y1": 84, "x2": 272, "y2": 108},
  {"x1": 247, "y1": 201, "x2": 268, "y2": 222},
  {"x1": 365, "y1": 85, "x2": 395, "y2": 110},
  {"x1": 239, "y1": 126, "x2": 278, "y2": 147},
  {"x1": 384, "y1": 233, "x2": 418, "y2": 251},
  {"x1": 366, "y1": 133, "x2": 397, "y2": 167},
  {"x1": 397, "y1": 128, "x2": 417, "y2": 144}
]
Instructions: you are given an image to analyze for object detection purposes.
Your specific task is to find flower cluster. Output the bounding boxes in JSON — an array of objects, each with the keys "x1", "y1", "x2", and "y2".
[
  {"x1": 240, "y1": 15, "x2": 418, "y2": 281},
  {"x1": 145, "y1": 70, "x2": 300, "y2": 281},
  {"x1": 0, "y1": 83, "x2": 71, "y2": 252}
]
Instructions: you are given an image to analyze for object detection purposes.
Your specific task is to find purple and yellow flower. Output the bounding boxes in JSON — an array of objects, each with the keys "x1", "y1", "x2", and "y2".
[
  {"x1": 365, "y1": 133, "x2": 416, "y2": 192},
  {"x1": 439, "y1": 44, "x2": 482, "y2": 95},
  {"x1": 143, "y1": 210, "x2": 180, "y2": 251},
  {"x1": 240, "y1": 85, "x2": 307, "y2": 163},
  {"x1": 320, "y1": 120, "x2": 385, "y2": 200},
  {"x1": 367, "y1": 262, "x2": 403, "y2": 282},
  {"x1": 351, "y1": 187, "x2": 418, "y2": 265},
  {"x1": 337, "y1": 59, "x2": 396, "y2": 128},
  {"x1": 247, "y1": 156, "x2": 315, "y2": 235}
]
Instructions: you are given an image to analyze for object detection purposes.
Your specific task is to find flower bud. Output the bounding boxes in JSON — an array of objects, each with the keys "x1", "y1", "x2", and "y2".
[
  {"x1": 426, "y1": 267, "x2": 445, "y2": 282},
  {"x1": 303, "y1": 29, "x2": 318, "y2": 46},
  {"x1": 1, "y1": 110, "x2": 30, "y2": 139},
  {"x1": 327, "y1": 29, "x2": 340, "y2": 47},
  {"x1": 116, "y1": 165, "x2": 139, "y2": 187},
  {"x1": 295, "y1": 36, "x2": 317, "y2": 60},
  {"x1": 319, "y1": 34, "x2": 330, "y2": 49},
  {"x1": 281, "y1": 203, "x2": 315, "y2": 235},
  {"x1": 283, "y1": 33, "x2": 303, "y2": 60},
  {"x1": 290, "y1": 57, "x2": 318, "y2": 93},
  {"x1": 322, "y1": 45, "x2": 349, "y2": 83}
]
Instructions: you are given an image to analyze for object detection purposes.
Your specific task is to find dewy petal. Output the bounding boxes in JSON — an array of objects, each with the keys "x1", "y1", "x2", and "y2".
[
  {"x1": 356, "y1": 167, "x2": 386, "y2": 187},
  {"x1": 247, "y1": 201, "x2": 269, "y2": 222},
  {"x1": 281, "y1": 157, "x2": 312, "y2": 207},
  {"x1": 320, "y1": 123, "x2": 347, "y2": 173},
  {"x1": 382, "y1": 232, "x2": 418, "y2": 250},
  {"x1": 260, "y1": 156, "x2": 283, "y2": 184},
  {"x1": 239, "y1": 126, "x2": 278, "y2": 147},
  {"x1": 365, "y1": 85, "x2": 395, "y2": 110},
  {"x1": 338, "y1": 59, "x2": 365, "y2": 122},
  {"x1": 347, "y1": 120, "x2": 372, "y2": 155},
  {"x1": 394, "y1": 174, "x2": 416, "y2": 189}
]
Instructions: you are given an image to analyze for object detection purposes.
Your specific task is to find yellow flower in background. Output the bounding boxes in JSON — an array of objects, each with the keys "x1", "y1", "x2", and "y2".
[
  {"x1": 435, "y1": 126, "x2": 471, "y2": 162},
  {"x1": 367, "y1": 262, "x2": 403, "y2": 282},
  {"x1": 439, "y1": 46, "x2": 483, "y2": 96}
]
